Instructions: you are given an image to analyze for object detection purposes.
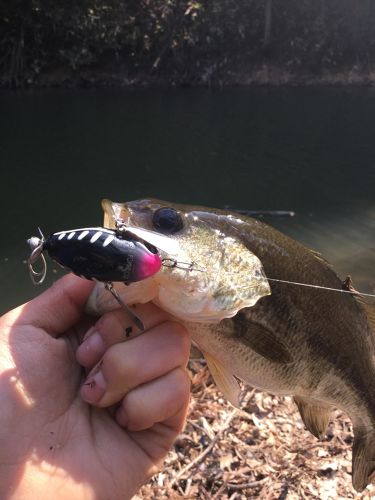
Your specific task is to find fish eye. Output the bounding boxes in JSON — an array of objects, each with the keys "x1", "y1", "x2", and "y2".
[{"x1": 152, "y1": 207, "x2": 183, "y2": 234}]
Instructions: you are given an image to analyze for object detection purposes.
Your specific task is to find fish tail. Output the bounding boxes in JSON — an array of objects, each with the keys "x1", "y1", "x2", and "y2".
[{"x1": 352, "y1": 426, "x2": 375, "y2": 491}]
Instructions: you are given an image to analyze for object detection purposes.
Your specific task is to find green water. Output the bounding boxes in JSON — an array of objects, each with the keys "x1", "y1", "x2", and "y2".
[{"x1": 1, "y1": 87, "x2": 375, "y2": 314}]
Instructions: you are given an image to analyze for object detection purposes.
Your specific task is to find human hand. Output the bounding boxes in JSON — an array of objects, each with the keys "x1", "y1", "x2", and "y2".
[{"x1": 0, "y1": 274, "x2": 190, "y2": 500}]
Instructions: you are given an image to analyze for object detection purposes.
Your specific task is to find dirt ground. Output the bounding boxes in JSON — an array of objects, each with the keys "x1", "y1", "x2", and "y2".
[{"x1": 137, "y1": 358, "x2": 375, "y2": 500}]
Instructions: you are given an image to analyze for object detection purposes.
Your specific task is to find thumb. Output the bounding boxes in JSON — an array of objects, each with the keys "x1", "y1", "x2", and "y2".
[{"x1": 7, "y1": 274, "x2": 95, "y2": 336}]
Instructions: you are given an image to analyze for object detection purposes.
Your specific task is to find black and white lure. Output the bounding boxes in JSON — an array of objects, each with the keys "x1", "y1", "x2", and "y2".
[
  {"x1": 28, "y1": 227, "x2": 162, "y2": 284},
  {"x1": 27, "y1": 222, "x2": 181, "y2": 330}
]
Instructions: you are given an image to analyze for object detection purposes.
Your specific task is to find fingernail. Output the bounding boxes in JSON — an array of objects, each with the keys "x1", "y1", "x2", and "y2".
[
  {"x1": 83, "y1": 326, "x2": 96, "y2": 342},
  {"x1": 77, "y1": 332, "x2": 105, "y2": 362},
  {"x1": 81, "y1": 370, "x2": 106, "y2": 404}
]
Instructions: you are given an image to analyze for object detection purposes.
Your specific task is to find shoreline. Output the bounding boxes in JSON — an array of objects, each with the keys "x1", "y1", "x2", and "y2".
[{"x1": 3, "y1": 64, "x2": 375, "y2": 89}]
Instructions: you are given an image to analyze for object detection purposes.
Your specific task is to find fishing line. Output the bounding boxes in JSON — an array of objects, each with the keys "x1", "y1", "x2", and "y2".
[{"x1": 255, "y1": 276, "x2": 375, "y2": 298}]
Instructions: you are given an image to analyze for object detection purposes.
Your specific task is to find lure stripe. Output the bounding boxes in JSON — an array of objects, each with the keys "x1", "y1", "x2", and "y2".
[
  {"x1": 90, "y1": 231, "x2": 103, "y2": 243},
  {"x1": 103, "y1": 235, "x2": 115, "y2": 247},
  {"x1": 78, "y1": 230, "x2": 89, "y2": 240},
  {"x1": 54, "y1": 227, "x2": 114, "y2": 236}
]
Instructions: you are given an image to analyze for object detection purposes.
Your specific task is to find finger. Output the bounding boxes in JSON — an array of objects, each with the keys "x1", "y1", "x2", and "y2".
[
  {"x1": 116, "y1": 367, "x2": 191, "y2": 431},
  {"x1": 7, "y1": 274, "x2": 94, "y2": 336},
  {"x1": 126, "y1": 394, "x2": 190, "y2": 464},
  {"x1": 76, "y1": 302, "x2": 172, "y2": 368},
  {"x1": 80, "y1": 321, "x2": 190, "y2": 406}
]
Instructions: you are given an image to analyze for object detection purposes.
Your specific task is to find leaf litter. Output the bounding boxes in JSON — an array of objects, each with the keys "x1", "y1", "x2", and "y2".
[{"x1": 137, "y1": 358, "x2": 375, "y2": 500}]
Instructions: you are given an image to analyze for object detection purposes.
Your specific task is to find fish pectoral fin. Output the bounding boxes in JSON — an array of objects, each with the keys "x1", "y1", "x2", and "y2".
[
  {"x1": 243, "y1": 323, "x2": 293, "y2": 364},
  {"x1": 352, "y1": 426, "x2": 375, "y2": 492},
  {"x1": 202, "y1": 350, "x2": 241, "y2": 407},
  {"x1": 294, "y1": 396, "x2": 331, "y2": 439}
]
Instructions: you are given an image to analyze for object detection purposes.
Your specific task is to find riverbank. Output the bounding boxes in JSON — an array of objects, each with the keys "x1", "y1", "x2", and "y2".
[
  {"x1": 2, "y1": 1, "x2": 375, "y2": 89},
  {"x1": 6, "y1": 63, "x2": 375, "y2": 89}
]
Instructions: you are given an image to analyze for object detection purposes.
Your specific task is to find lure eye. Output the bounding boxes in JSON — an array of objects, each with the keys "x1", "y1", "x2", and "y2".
[{"x1": 152, "y1": 207, "x2": 183, "y2": 235}]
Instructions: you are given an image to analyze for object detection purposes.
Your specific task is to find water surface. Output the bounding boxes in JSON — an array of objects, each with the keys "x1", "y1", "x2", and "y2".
[{"x1": 1, "y1": 87, "x2": 374, "y2": 314}]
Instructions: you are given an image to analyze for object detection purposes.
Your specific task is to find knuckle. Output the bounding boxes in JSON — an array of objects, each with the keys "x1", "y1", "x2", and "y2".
[
  {"x1": 95, "y1": 310, "x2": 126, "y2": 341},
  {"x1": 165, "y1": 321, "x2": 191, "y2": 355},
  {"x1": 102, "y1": 345, "x2": 137, "y2": 382},
  {"x1": 122, "y1": 393, "x2": 147, "y2": 428},
  {"x1": 124, "y1": 390, "x2": 142, "y2": 413},
  {"x1": 122, "y1": 368, "x2": 191, "y2": 430},
  {"x1": 172, "y1": 368, "x2": 191, "y2": 399}
]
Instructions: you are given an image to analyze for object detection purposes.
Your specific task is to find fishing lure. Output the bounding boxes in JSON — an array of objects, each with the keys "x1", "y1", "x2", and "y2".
[
  {"x1": 27, "y1": 217, "x2": 202, "y2": 330},
  {"x1": 27, "y1": 225, "x2": 174, "y2": 330},
  {"x1": 28, "y1": 227, "x2": 162, "y2": 284}
]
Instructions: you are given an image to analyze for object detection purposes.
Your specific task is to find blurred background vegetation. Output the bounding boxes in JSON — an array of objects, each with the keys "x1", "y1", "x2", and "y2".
[{"x1": 2, "y1": 0, "x2": 375, "y2": 88}]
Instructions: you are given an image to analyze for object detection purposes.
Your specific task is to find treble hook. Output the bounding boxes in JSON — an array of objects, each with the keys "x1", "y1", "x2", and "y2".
[
  {"x1": 27, "y1": 230, "x2": 47, "y2": 285},
  {"x1": 105, "y1": 282, "x2": 145, "y2": 331}
]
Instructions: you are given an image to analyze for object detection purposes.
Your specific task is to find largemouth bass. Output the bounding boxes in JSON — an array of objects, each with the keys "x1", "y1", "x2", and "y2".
[{"x1": 88, "y1": 198, "x2": 375, "y2": 492}]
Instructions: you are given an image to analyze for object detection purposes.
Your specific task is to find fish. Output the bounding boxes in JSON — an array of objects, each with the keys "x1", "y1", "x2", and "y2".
[{"x1": 87, "y1": 198, "x2": 375, "y2": 492}]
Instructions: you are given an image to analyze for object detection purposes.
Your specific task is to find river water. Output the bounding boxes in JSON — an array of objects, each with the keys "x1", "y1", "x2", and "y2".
[{"x1": 1, "y1": 87, "x2": 375, "y2": 314}]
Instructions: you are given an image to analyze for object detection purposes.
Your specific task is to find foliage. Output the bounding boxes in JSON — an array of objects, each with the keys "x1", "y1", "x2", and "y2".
[{"x1": 1, "y1": 0, "x2": 375, "y2": 87}]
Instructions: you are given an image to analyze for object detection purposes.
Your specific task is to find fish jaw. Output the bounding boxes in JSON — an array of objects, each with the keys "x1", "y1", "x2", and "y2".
[
  {"x1": 152, "y1": 237, "x2": 271, "y2": 322},
  {"x1": 87, "y1": 256, "x2": 270, "y2": 322},
  {"x1": 91, "y1": 198, "x2": 271, "y2": 321}
]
